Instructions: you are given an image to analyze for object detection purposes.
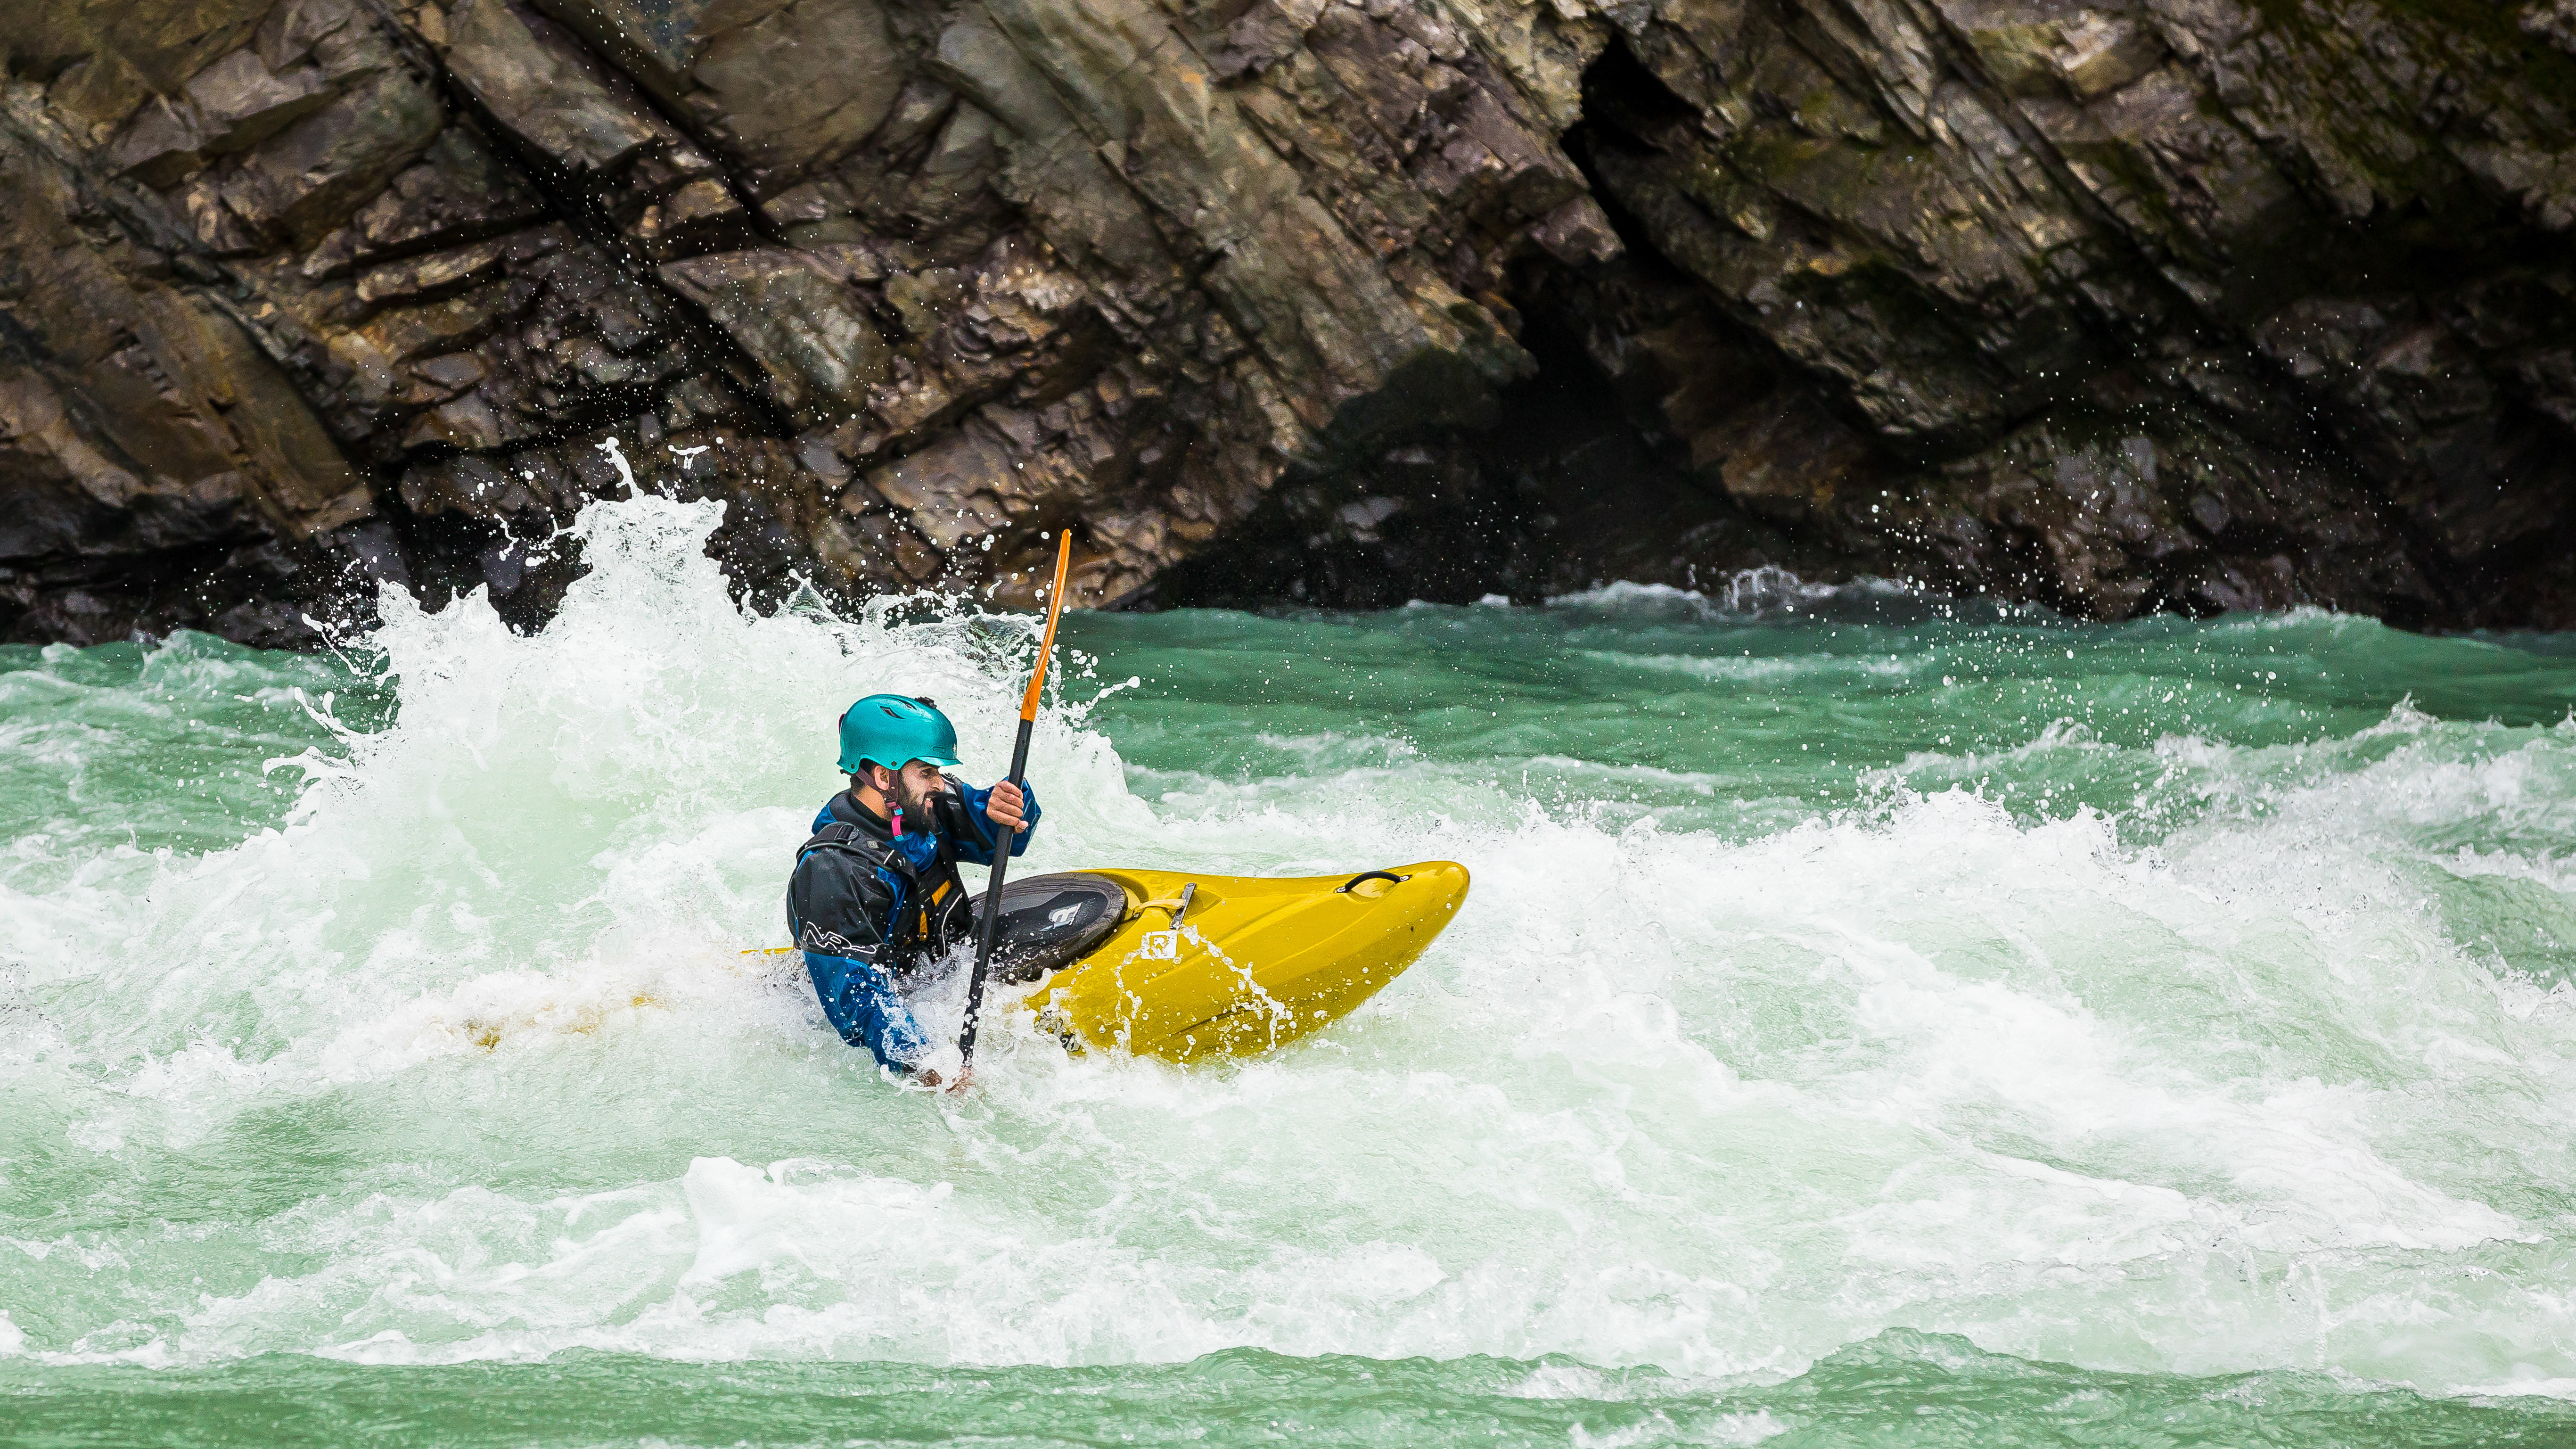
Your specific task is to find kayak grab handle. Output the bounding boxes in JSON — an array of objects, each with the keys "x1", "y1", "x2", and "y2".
[
  {"x1": 1337, "y1": 871, "x2": 1409, "y2": 894},
  {"x1": 1136, "y1": 881, "x2": 1198, "y2": 928}
]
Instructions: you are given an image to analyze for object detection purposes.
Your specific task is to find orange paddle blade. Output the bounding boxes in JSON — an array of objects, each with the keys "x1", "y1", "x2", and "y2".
[{"x1": 1019, "y1": 530, "x2": 1075, "y2": 722}]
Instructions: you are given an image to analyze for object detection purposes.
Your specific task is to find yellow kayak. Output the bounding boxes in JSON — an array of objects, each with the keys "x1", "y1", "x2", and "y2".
[{"x1": 986, "y1": 862, "x2": 1469, "y2": 1061}]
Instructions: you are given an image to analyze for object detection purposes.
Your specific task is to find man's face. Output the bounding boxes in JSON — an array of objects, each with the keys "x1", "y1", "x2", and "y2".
[{"x1": 877, "y1": 759, "x2": 948, "y2": 815}]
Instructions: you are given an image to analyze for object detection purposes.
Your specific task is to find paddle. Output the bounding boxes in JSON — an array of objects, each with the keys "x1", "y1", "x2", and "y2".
[{"x1": 957, "y1": 529, "x2": 1075, "y2": 1072}]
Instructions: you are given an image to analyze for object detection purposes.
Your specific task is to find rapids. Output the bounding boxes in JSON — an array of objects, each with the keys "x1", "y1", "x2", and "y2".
[{"x1": 6, "y1": 493, "x2": 2576, "y2": 1446}]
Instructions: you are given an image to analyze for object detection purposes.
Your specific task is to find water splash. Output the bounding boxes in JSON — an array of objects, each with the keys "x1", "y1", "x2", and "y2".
[{"x1": 5, "y1": 492, "x2": 2576, "y2": 1445}]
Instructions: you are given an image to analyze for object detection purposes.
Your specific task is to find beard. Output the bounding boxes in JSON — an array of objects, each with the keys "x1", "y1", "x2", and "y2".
[{"x1": 889, "y1": 772, "x2": 946, "y2": 820}]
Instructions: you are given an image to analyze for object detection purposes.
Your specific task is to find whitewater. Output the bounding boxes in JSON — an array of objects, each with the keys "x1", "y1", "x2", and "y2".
[{"x1": 5, "y1": 490, "x2": 2576, "y2": 1446}]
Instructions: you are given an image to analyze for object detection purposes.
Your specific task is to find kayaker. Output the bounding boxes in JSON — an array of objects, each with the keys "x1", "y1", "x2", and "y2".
[{"x1": 786, "y1": 693, "x2": 1040, "y2": 1086}]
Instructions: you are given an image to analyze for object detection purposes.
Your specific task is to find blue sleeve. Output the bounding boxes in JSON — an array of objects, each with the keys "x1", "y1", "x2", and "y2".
[
  {"x1": 788, "y1": 831, "x2": 928, "y2": 1075},
  {"x1": 951, "y1": 778, "x2": 1039, "y2": 866},
  {"x1": 804, "y1": 950, "x2": 934, "y2": 1072}
]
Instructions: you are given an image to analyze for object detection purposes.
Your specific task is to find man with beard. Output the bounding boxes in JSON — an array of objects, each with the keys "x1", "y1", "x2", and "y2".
[{"x1": 787, "y1": 693, "x2": 1039, "y2": 1086}]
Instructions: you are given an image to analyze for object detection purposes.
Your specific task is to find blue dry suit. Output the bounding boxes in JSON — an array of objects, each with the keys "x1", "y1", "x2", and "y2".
[{"x1": 785, "y1": 776, "x2": 1040, "y2": 1072}]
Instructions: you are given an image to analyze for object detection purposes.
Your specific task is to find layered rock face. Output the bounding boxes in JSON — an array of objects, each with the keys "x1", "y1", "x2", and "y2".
[
  {"x1": 1567, "y1": 0, "x2": 2576, "y2": 625},
  {"x1": 2, "y1": 0, "x2": 2572, "y2": 642}
]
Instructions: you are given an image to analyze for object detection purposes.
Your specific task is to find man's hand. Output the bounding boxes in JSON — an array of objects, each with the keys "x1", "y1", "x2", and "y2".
[
  {"x1": 911, "y1": 1066, "x2": 973, "y2": 1094},
  {"x1": 985, "y1": 779, "x2": 1027, "y2": 832}
]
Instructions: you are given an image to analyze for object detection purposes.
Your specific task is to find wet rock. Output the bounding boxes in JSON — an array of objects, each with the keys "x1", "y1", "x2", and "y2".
[
  {"x1": 0, "y1": 102, "x2": 372, "y2": 644},
  {"x1": 525, "y1": 0, "x2": 906, "y2": 189},
  {"x1": 658, "y1": 250, "x2": 892, "y2": 423},
  {"x1": 1512, "y1": 0, "x2": 2576, "y2": 623},
  {"x1": 435, "y1": 0, "x2": 664, "y2": 174},
  {"x1": 302, "y1": 126, "x2": 549, "y2": 278},
  {"x1": 6, "y1": 0, "x2": 2576, "y2": 643}
]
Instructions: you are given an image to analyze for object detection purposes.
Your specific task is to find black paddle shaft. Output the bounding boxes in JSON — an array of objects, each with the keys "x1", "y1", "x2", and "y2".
[{"x1": 957, "y1": 714, "x2": 1036, "y2": 1064}]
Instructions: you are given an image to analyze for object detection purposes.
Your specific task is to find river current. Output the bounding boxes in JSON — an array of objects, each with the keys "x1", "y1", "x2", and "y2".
[{"x1": 6, "y1": 492, "x2": 2576, "y2": 1446}]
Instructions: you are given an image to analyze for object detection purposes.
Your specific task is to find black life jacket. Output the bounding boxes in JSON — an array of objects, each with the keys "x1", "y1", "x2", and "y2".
[{"x1": 796, "y1": 820, "x2": 976, "y2": 977}]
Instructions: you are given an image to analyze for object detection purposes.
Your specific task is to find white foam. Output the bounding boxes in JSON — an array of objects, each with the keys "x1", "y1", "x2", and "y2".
[
  {"x1": 6, "y1": 491, "x2": 2576, "y2": 1401},
  {"x1": 1596, "y1": 651, "x2": 1920, "y2": 682},
  {"x1": 1548, "y1": 570, "x2": 1919, "y2": 619}
]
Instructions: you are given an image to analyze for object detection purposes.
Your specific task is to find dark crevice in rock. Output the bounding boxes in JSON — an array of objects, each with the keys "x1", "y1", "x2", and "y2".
[
  {"x1": 1140, "y1": 36, "x2": 1851, "y2": 614},
  {"x1": 1573, "y1": 30, "x2": 1699, "y2": 158},
  {"x1": 1135, "y1": 248, "x2": 1814, "y2": 611}
]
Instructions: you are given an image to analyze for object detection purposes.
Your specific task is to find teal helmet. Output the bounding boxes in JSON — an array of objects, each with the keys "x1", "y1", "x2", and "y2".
[{"x1": 837, "y1": 694, "x2": 963, "y2": 774}]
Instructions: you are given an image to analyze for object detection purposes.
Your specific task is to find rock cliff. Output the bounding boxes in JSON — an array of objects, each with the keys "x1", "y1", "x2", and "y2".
[{"x1": 4, "y1": 0, "x2": 2573, "y2": 642}]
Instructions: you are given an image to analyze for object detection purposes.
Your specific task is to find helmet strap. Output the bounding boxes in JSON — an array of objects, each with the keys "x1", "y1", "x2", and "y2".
[{"x1": 853, "y1": 762, "x2": 893, "y2": 823}]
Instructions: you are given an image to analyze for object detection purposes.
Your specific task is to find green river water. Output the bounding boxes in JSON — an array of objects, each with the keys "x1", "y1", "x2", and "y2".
[{"x1": 6, "y1": 492, "x2": 2576, "y2": 1446}]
